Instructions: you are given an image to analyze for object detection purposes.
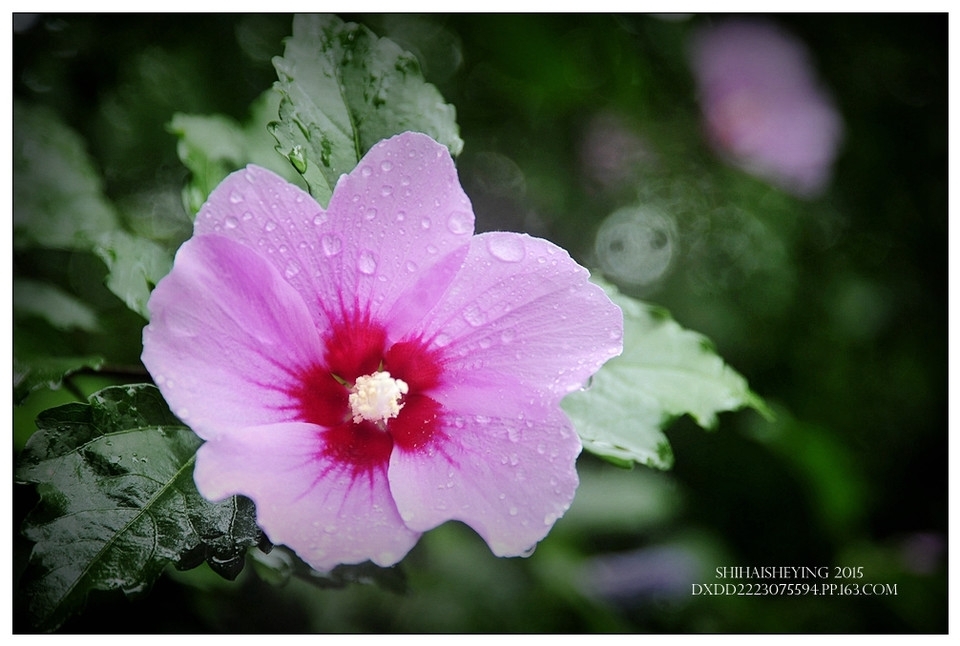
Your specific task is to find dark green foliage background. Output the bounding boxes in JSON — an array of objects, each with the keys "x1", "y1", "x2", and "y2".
[{"x1": 12, "y1": 13, "x2": 947, "y2": 633}]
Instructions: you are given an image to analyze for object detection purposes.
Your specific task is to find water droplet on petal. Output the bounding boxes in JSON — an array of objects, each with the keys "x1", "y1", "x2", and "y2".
[
  {"x1": 421, "y1": 217, "x2": 431, "y2": 229},
  {"x1": 358, "y1": 250, "x2": 378, "y2": 275},
  {"x1": 405, "y1": 260, "x2": 418, "y2": 273},
  {"x1": 242, "y1": 211, "x2": 253, "y2": 221},
  {"x1": 381, "y1": 185, "x2": 394, "y2": 197},
  {"x1": 313, "y1": 213, "x2": 327, "y2": 226},
  {"x1": 381, "y1": 160, "x2": 394, "y2": 172},
  {"x1": 501, "y1": 329, "x2": 516, "y2": 344},
  {"x1": 487, "y1": 235, "x2": 525, "y2": 262},
  {"x1": 509, "y1": 506, "x2": 518, "y2": 516},
  {"x1": 284, "y1": 262, "x2": 301, "y2": 279},
  {"x1": 361, "y1": 166, "x2": 373, "y2": 177},
  {"x1": 463, "y1": 305, "x2": 485, "y2": 327},
  {"x1": 321, "y1": 234, "x2": 342, "y2": 256},
  {"x1": 224, "y1": 216, "x2": 239, "y2": 229},
  {"x1": 447, "y1": 210, "x2": 472, "y2": 234},
  {"x1": 364, "y1": 207, "x2": 378, "y2": 220},
  {"x1": 264, "y1": 220, "x2": 277, "y2": 232},
  {"x1": 229, "y1": 191, "x2": 243, "y2": 204}
]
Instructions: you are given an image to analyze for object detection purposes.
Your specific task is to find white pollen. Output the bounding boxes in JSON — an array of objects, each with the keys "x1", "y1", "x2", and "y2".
[{"x1": 349, "y1": 371, "x2": 409, "y2": 425}]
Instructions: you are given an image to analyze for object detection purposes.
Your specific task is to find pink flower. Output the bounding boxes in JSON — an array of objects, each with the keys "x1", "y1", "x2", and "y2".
[
  {"x1": 142, "y1": 132, "x2": 622, "y2": 570},
  {"x1": 689, "y1": 19, "x2": 844, "y2": 198}
]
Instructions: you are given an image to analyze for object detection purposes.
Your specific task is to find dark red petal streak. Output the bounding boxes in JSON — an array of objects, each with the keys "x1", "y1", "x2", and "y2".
[
  {"x1": 388, "y1": 394, "x2": 445, "y2": 453},
  {"x1": 383, "y1": 339, "x2": 444, "y2": 392},
  {"x1": 323, "y1": 315, "x2": 386, "y2": 382},
  {"x1": 289, "y1": 366, "x2": 349, "y2": 427},
  {"x1": 317, "y1": 421, "x2": 395, "y2": 475}
]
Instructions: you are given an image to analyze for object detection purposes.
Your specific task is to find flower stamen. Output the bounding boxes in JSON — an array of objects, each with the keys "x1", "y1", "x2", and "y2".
[{"x1": 349, "y1": 371, "x2": 409, "y2": 427}]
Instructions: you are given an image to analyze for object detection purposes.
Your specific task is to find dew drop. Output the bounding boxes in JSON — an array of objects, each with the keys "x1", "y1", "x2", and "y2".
[
  {"x1": 364, "y1": 207, "x2": 378, "y2": 220},
  {"x1": 224, "y1": 216, "x2": 239, "y2": 229},
  {"x1": 501, "y1": 329, "x2": 516, "y2": 344},
  {"x1": 361, "y1": 165, "x2": 373, "y2": 177},
  {"x1": 242, "y1": 211, "x2": 253, "y2": 221},
  {"x1": 426, "y1": 244, "x2": 438, "y2": 254},
  {"x1": 396, "y1": 210, "x2": 406, "y2": 222},
  {"x1": 358, "y1": 250, "x2": 378, "y2": 275},
  {"x1": 479, "y1": 338, "x2": 492, "y2": 349},
  {"x1": 421, "y1": 217, "x2": 431, "y2": 229},
  {"x1": 487, "y1": 235, "x2": 525, "y2": 262},
  {"x1": 509, "y1": 506, "x2": 519, "y2": 516},
  {"x1": 313, "y1": 213, "x2": 327, "y2": 226},
  {"x1": 264, "y1": 220, "x2": 277, "y2": 232},
  {"x1": 381, "y1": 185, "x2": 394, "y2": 197},
  {"x1": 405, "y1": 260, "x2": 418, "y2": 273},
  {"x1": 284, "y1": 262, "x2": 301, "y2": 279},
  {"x1": 381, "y1": 160, "x2": 394, "y2": 172},
  {"x1": 463, "y1": 305, "x2": 485, "y2": 327},
  {"x1": 447, "y1": 210, "x2": 472, "y2": 234},
  {"x1": 229, "y1": 191, "x2": 243, "y2": 204},
  {"x1": 321, "y1": 234, "x2": 342, "y2": 256}
]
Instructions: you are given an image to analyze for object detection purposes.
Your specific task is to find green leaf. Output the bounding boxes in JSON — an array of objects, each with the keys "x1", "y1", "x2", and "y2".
[
  {"x1": 92, "y1": 231, "x2": 173, "y2": 320},
  {"x1": 562, "y1": 278, "x2": 772, "y2": 469},
  {"x1": 169, "y1": 89, "x2": 306, "y2": 214},
  {"x1": 13, "y1": 312, "x2": 105, "y2": 405},
  {"x1": 14, "y1": 101, "x2": 174, "y2": 320},
  {"x1": 13, "y1": 101, "x2": 120, "y2": 250},
  {"x1": 15, "y1": 384, "x2": 262, "y2": 631},
  {"x1": 13, "y1": 353, "x2": 105, "y2": 406},
  {"x1": 13, "y1": 279, "x2": 101, "y2": 333},
  {"x1": 270, "y1": 14, "x2": 464, "y2": 204}
]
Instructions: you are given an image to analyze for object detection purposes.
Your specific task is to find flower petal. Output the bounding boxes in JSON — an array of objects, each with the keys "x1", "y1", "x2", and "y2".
[
  {"x1": 388, "y1": 402, "x2": 581, "y2": 557},
  {"x1": 195, "y1": 422, "x2": 421, "y2": 570},
  {"x1": 142, "y1": 235, "x2": 324, "y2": 439},
  {"x1": 194, "y1": 132, "x2": 474, "y2": 331},
  {"x1": 193, "y1": 164, "x2": 338, "y2": 333},
  {"x1": 323, "y1": 131, "x2": 475, "y2": 324},
  {"x1": 412, "y1": 231, "x2": 623, "y2": 402}
]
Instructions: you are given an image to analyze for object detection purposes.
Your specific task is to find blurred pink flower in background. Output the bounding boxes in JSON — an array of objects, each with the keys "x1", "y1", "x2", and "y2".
[{"x1": 688, "y1": 19, "x2": 844, "y2": 198}]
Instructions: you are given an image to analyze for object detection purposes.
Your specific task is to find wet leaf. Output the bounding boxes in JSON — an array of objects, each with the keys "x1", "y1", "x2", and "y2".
[
  {"x1": 563, "y1": 278, "x2": 771, "y2": 469},
  {"x1": 270, "y1": 13, "x2": 463, "y2": 205},
  {"x1": 15, "y1": 384, "x2": 262, "y2": 631}
]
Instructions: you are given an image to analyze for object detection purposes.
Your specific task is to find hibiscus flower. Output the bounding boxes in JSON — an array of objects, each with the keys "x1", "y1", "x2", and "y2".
[{"x1": 142, "y1": 132, "x2": 623, "y2": 570}]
